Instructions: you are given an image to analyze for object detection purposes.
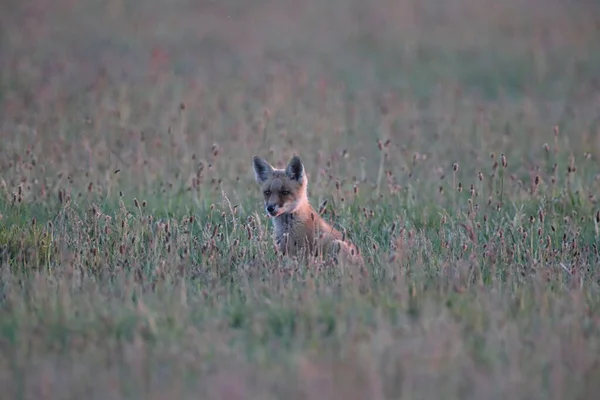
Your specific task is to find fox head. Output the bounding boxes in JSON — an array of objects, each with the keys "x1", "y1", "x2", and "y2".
[{"x1": 252, "y1": 155, "x2": 308, "y2": 217}]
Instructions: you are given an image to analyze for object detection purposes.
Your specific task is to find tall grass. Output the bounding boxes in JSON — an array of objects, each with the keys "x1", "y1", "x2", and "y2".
[{"x1": 1, "y1": 0, "x2": 600, "y2": 398}]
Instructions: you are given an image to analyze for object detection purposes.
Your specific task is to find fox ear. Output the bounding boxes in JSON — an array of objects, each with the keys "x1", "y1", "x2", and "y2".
[
  {"x1": 286, "y1": 155, "x2": 304, "y2": 181},
  {"x1": 252, "y1": 156, "x2": 273, "y2": 183}
]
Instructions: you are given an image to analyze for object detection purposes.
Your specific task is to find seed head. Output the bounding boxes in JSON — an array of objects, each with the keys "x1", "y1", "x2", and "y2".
[{"x1": 318, "y1": 200, "x2": 328, "y2": 215}]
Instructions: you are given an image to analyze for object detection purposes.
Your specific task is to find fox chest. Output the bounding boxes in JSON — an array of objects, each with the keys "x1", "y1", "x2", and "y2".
[{"x1": 272, "y1": 214, "x2": 317, "y2": 254}]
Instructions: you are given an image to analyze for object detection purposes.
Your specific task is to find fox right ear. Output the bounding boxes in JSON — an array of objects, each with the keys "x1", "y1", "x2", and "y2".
[
  {"x1": 285, "y1": 155, "x2": 304, "y2": 182},
  {"x1": 252, "y1": 156, "x2": 273, "y2": 183}
]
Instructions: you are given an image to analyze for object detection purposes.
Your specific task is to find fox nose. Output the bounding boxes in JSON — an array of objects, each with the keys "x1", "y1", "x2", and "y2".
[{"x1": 266, "y1": 205, "x2": 275, "y2": 214}]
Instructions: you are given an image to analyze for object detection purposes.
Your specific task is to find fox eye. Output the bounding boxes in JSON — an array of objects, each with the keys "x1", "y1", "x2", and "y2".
[
  {"x1": 281, "y1": 189, "x2": 290, "y2": 196},
  {"x1": 264, "y1": 190, "x2": 271, "y2": 196}
]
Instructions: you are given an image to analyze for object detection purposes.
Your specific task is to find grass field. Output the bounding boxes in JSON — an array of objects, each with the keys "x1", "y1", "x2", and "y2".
[{"x1": 1, "y1": 0, "x2": 600, "y2": 398}]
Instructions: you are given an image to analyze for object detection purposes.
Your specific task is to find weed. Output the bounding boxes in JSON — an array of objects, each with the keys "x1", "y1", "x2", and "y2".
[{"x1": 1, "y1": 0, "x2": 600, "y2": 399}]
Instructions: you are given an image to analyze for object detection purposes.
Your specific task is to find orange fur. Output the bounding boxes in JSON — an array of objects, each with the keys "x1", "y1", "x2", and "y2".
[{"x1": 252, "y1": 155, "x2": 363, "y2": 266}]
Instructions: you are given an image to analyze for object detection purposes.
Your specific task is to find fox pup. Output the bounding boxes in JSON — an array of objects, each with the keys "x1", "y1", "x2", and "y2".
[{"x1": 252, "y1": 155, "x2": 363, "y2": 265}]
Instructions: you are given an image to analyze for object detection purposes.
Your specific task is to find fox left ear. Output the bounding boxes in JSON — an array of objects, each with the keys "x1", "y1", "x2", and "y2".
[
  {"x1": 286, "y1": 156, "x2": 304, "y2": 181},
  {"x1": 253, "y1": 156, "x2": 274, "y2": 183}
]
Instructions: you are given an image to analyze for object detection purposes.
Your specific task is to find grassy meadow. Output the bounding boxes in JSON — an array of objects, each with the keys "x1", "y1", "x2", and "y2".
[{"x1": 2, "y1": 0, "x2": 600, "y2": 398}]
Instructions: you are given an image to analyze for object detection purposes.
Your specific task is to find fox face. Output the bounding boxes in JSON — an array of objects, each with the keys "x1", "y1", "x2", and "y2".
[{"x1": 252, "y1": 155, "x2": 308, "y2": 217}]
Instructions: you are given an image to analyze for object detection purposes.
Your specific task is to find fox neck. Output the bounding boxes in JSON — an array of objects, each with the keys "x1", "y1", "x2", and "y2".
[
  {"x1": 273, "y1": 196, "x2": 313, "y2": 219},
  {"x1": 271, "y1": 196, "x2": 315, "y2": 230}
]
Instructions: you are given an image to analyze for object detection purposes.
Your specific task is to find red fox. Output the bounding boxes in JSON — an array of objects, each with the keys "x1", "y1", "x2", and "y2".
[{"x1": 252, "y1": 155, "x2": 364, "y2": 266}]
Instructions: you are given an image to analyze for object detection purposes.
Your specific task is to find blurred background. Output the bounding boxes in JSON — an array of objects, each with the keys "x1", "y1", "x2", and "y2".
[{"x1": 1, "y1": 0, "x2": 600, "y2": 199}]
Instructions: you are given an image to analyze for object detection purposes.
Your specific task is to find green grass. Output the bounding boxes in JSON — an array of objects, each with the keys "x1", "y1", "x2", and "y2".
[{"x1": 1, "y1": 0, "x2": 600, "y2": 399}]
